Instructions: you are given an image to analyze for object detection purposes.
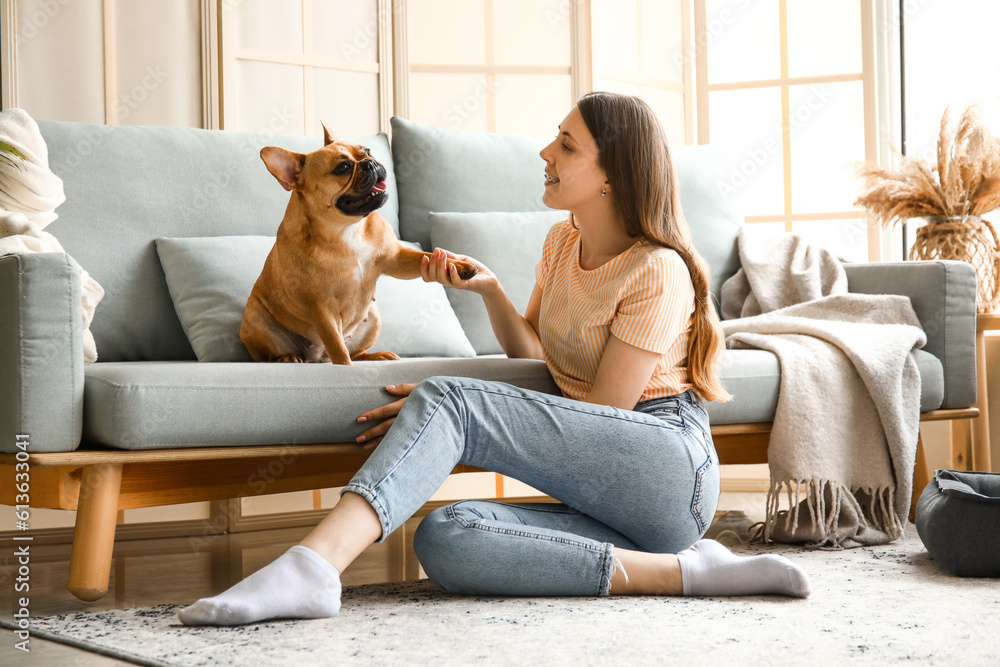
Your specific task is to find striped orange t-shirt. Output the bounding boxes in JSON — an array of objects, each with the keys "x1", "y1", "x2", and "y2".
[{"x1": 534, "y1": 220, "x2": 695, "y2": 403}]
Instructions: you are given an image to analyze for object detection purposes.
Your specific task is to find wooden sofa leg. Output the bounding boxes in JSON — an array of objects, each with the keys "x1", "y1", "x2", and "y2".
[
  {"x1": 910, "y1": 433, "x2": 931, "y2": 524},
  {"x1": 68, "y1": 463, "x2": 124, "y2": 601}
]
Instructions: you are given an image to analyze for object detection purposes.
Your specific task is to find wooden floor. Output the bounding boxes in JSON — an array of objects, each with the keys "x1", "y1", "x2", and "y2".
[{"x1": 0, "y1": 516, "x2": 430, "y2": 666}]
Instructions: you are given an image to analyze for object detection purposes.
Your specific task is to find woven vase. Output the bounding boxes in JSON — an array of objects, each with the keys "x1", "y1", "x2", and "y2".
[{"x1": 910, "y1": 215, "x2": 1000, "y2": 313}]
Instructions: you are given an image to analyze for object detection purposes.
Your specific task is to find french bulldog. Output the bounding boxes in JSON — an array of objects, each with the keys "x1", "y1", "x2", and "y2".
[{"x1": 240, "y1": 124, "x2": 478, "y2": 364}]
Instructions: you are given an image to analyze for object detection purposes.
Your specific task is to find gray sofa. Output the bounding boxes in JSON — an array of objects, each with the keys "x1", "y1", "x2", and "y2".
[{"x1": 1, "y1": 116, "x2": 979, "y2": 455}]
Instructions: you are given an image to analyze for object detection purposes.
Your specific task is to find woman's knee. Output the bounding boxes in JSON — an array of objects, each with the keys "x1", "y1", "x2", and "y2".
[{"x1": 413, "y1": 503, "x2": 483, "y2": 592}]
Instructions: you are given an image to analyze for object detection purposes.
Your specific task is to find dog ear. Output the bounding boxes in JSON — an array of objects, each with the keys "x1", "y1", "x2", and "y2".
[
  {"x1": 260, "y1": 146, "x2": 304, "y2": 192},
  {"x1": 321, "y1": 121, "x2": 336, "y2": 146}
]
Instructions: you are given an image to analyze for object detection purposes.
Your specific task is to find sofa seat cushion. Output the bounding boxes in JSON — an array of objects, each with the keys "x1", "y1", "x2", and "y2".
[
  {"x1": 705, "y1": 348, "x2": 944, "y2": 425},
  {"x1": 83, "y1": 347, "x2": 944, "y2": 450},
  {"x1": 83, "y1": 359, "x2": 560, "y2": 450}
]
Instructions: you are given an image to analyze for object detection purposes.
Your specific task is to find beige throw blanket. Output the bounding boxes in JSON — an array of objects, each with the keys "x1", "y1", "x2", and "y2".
[
  {"x1": 720, "y1": 230, "x2": 926, "y2": 547},
  {"x1": 0, "y1": 108, "x2": 104, "y2": 363}
]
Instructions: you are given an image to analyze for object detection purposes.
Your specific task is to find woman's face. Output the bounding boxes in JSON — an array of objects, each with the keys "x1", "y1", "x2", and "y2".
[{"x1": 539, "y1": 106, "x2": 607, "y2": 212}]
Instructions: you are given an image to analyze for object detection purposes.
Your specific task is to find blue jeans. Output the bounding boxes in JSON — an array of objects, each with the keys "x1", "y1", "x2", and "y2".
[{"x1": 342, "y1": 376, "x2": 719, "y2": 596}]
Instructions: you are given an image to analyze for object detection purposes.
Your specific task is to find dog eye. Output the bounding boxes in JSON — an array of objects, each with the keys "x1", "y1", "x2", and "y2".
[{"x1": 333, "y1": 161, "x2": 352, "y2": 174}]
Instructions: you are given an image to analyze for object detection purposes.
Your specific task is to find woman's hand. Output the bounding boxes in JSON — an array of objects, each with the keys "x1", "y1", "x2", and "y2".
[
  {"x1": 422, "y1": 248, "x2": 497, "y2": 296},
  {"x1": 355, "y1": 383, "x2": 416, "y2": 450}
]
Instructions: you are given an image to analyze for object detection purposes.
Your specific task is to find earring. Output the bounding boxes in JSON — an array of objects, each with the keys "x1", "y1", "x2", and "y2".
[{"x1": 601, "y1": 188, "x2": 607, "y2": 198}]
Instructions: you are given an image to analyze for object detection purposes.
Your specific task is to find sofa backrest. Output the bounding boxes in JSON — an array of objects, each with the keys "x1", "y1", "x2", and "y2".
[
  {"x1": 39, "y1": 120, "x2": 398, "y2": 362},
  {"x1": 390, "y1": 117, "x2": 743, "y2": 311},
  {"x1": 38, "y1": 117, "x2": 742, "y2": 363}
]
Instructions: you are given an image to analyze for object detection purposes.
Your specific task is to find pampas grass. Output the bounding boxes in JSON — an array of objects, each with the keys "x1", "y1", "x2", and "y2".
[{"x1": 855, "y1": 103, "x2": 1000, "y2": 226}]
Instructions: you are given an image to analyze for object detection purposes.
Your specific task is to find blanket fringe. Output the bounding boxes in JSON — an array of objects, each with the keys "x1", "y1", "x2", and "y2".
[{"x1": 754, "y1": 477, "x2": 906, "y2": 548}]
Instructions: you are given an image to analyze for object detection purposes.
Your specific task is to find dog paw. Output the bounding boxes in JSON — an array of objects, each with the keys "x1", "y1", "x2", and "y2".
[
  {"x1": 276, "y1": 354, "x2": 306, "y2": 363},
  {"x1": 353, "y1": 351, "x2": 400, "y2": 362},
  {"x1": 455, "y1": 262, "x2": 479, "y2": 281}
]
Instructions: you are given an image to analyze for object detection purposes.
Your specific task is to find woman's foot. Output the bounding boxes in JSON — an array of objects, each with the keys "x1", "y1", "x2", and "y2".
[
  {"x1": 675, "y1": 539, "x2": 811, "y2": 598},
  {"x1": 177, "y1": 545, "x2": 342, "y2": 626}
]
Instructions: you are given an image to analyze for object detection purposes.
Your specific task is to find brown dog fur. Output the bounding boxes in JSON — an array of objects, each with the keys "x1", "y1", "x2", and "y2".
[{"x1": 240, "y1": 125, "x2": 477, "y2": 364}]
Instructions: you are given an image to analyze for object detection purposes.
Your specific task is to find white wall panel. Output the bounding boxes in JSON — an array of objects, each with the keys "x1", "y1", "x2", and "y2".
[
  {"x1": 114, "y1": 0, "x2": 203, "y2": 127},
  {"x1": 14, "y1": 0, "x2": 105, "y2": 122}
]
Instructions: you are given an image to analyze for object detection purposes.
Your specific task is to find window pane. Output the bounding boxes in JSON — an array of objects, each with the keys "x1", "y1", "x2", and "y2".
[
  {"x1": 408, "y1": 73, "x2": 491, "y2": 132},
  {"x1": 235, "y1": 0, "x2": 303, "y2": 54},
  {"x1": 788, "y1": 81, "x2": 865, "y2": 213},
  {"x1": 494, "y1": 74, "x2": 572, "y2": 138},
  {"x1": 786, "y1": 0, "x2": 861, "y2": 78},
  {"x1": 708, "y1": 87, "x2": 784, "y2": 217},
  {"x1": 706, "y1": 0, "x2": 780, "y2": 83},
  {"x1": 408, "y1": 0, "x2": 486, "y2": 65},
  {"x1": 594, "y1": 78, "x2": 640, "y2": 97},
  {"x1": 641, "y1": 87, "x2": 686, "y2": 145},
  {"x1": 743, "y1": 222, "x2": 785, "y2": 238},
  {"x1": 640, "y1": 0, "x2": 685, "y2": 82},
  {"x1": 312, "y1": 0, "x2": 378, "y2": 63},
  {"x1": 493, "y1": 0, "x2": 571, "y2": 68},
  {"x1": 592, "y1": 0, "x2": 639, "y2": 76},
  {"x1": 313, "y1": 70, "x2": 381, "y2": 138},
  {"x1": 791, "y1": 219, "x2": 868, "y2": 262},
  {"x1": 903, "y1": 0, "x2": 1000, "y2": 160},
  {"x1": 234, "y1": 60, "x2": 305, "y2": 134}
]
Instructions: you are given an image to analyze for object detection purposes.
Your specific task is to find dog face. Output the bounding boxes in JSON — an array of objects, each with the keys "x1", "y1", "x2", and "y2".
[{"x1": 260, "y1": 124, "x2": 388, "y2": 220}]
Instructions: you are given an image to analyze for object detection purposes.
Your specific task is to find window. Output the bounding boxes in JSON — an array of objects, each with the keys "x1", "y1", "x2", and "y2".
[
  {"x1": 398, "y1": 0, "x2": 577, "y2": 137},
  {"x1": 591, "y1": 0, "x2": 691, "y2": 145},
  {"x1": 219, "y1": 0, "x2": 390, "y2": 138},
  {"x1": 695, "y1": 0, "x2": 889, "y2": 261},
  {"x1": 901, "y1": 0, "x2": 1000, "y2": 256}
]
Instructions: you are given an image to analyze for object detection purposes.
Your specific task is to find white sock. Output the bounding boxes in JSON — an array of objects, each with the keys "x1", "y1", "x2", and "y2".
[
  {"x1": 675, "y1": 539, "x2": 811, "y2": 598},
  {"x1": 177, "y1": 545, "x2": 342, "y2": 626}
]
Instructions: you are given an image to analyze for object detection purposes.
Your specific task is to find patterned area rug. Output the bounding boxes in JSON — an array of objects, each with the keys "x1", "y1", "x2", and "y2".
[{"x1": 4, "y1": 529, "x2": 999, "y2": 666}]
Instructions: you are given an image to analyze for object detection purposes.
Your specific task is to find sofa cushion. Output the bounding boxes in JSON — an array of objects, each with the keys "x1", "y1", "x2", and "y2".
[
  {"x1": 80, "y1": 347, "x2": 945, "y2": 450},
  {"x1": 430, "y1": 210, "x2": 568, "y2": 355},
  {"x1": 390, "y1": 116, "x2": 743, "y2": 305},
  {"x1": 38, "y1": 119, "x2": 397, "y2": 362},
  {"x1": 155, "y1": 235, "x2": 475, "y2": 361},
  {"x1": 82, "y1": 359, "x2": 560, "y2": 449}
]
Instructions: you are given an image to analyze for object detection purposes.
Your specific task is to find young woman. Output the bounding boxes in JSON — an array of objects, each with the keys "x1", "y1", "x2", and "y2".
[{"x1": 179, "y1": 92, "x2": 809, "y2": 626}]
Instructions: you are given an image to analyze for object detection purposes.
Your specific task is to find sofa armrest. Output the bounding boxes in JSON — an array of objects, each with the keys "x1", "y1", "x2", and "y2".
[
  {"x1": 843, "y1": 259, "x2": 977, "y2": 409},
  {"x1": 0, "y1": 253, "x2": 84, "y2": 453}
]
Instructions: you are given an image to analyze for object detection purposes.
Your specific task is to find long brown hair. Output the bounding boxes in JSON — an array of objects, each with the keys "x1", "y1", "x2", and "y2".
[{"x1": 576, "y1": 91, "x2": 731, "y2": 402}]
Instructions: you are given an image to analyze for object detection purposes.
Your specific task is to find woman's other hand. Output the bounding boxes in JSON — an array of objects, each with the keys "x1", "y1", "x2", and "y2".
[
  {"x1": 355, "y1": 383, "x2": 416, "y2": 450},
  {"x1": 422, "y1": 248, "x2": 498, "y2": 296}
]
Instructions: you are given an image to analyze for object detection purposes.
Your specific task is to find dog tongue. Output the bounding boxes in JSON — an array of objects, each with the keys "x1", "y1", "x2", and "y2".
[{"x1": 372, "y1": 181, "x2": 387, "y2": 194}]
